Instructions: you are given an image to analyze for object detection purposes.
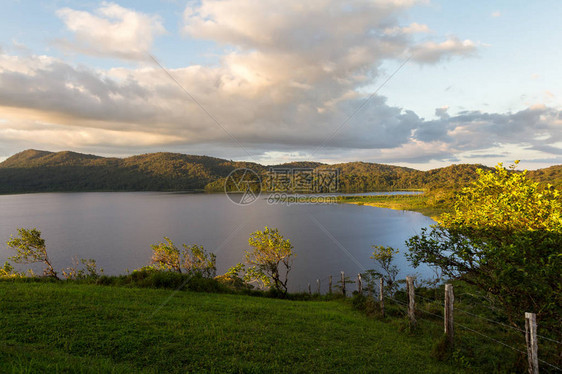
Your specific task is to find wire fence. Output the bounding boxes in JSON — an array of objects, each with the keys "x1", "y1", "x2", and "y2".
[{"x1": 300, "y1": 273, "x2": 562, "y2": 373}]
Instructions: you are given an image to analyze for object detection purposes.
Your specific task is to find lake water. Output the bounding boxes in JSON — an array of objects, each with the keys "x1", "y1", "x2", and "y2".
[{"x1": 0, "y1": 192, "x2": 435, "y2": 292}]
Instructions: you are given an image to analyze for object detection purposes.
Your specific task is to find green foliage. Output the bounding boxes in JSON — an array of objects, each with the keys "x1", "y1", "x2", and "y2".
[
  {"x1": 224, "y1": 262, "x2": 245, "y2": 278},
  {"x1": 407, "y1": 162, "x2": 562, "y2": 336},
  {"x1": 182, "y1": 244, "x2": 217, "y2": 278},
  {"x1": 368, "y1": 245, "x2": 400, "y2": 295},
  {"x1": 98, "y1": 269, "x2": 228, "y2": 293},
  {"x1": 215, "y1": 263, "x2": 251, "y2": 291},
  {"x1": 0, "y1": 261, "x2": 24, "y2": 278},
  {"x1": 244, "y1": 227, "x2": 294, "y2": 294},
  {"x1": 62, "y1": 257, "x2": 104, "y2": 280},
  {"x1": 441, "y1": 161, "x2": 561, "y2": 231},
  {"x1": 150, "y1": 237, "x2": 182, "y2": 272},
  {"x1": 6, "y1": 228, "x2": 58, "y2": 278},
  {"x1": 150, "y1": 237, "x2": 216, "y2": 277}
]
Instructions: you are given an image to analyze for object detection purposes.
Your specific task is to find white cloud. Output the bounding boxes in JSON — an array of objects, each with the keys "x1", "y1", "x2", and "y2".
[
  {"x1": 384, "y1": 22, "x2": 431, "y2": 35},
  {"x1": 410, "y1": 37, "x2": 477, "y2": 63},
  {"x1": 56, "y1": 2, "x2": 165, "y2": 60},
  {"x1": 2, "y1": 1, "x2": 559, "y2": 167}
]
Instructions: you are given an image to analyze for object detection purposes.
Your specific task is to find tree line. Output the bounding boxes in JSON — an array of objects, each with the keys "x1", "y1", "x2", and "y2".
[{"x1": 1, "y1": 149, "x2": 560, "y2": 194}]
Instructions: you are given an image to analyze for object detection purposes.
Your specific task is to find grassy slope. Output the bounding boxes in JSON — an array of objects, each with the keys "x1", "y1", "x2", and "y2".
[{"x1": 0, "y1": 282, "x2": 465, "y2": 374}]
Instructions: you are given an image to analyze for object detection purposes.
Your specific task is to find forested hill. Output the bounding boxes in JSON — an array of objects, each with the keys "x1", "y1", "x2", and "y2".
[{"x1": 0, "y1": 149, "x2": 560, "y2": 194}]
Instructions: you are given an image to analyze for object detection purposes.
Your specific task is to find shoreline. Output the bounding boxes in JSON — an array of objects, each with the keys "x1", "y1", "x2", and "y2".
[{"x1": 338, "y1": 194, "x2": 448, "y2": 220}]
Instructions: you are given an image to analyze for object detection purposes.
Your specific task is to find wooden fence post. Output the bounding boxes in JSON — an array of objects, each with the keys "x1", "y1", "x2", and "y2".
[
  {"x1": 525, "y1": 312, "x2": 539, "y2": 374},
  {"x1": 444, "y1": 284, "x2": 454, "y2": 345},
  {"x1": 379, "y1": 278, "x2": 385, "y2": 317},
  {"x1": 406, "y1": 276, "x2": 416, "y2": 326},
  {"x1": 357, "y1": 273, "x2": 362, "y2": 294},
  {"x1": 316, "y1": 279, "x2": 320, "y2": 295},
  {"x1": 329, "y1": 275, "x2": 332, "y2": 295},
  {"x1": 341, "y1": 271, "x2": 346, "y2": 297}
]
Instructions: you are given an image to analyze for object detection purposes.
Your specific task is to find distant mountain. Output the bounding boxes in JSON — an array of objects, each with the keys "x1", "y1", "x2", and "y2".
[
  {"x1": 0, "y1": 150, "x2": 254, "y2": 193},
  {"x1": 0, "y1": 149, "x2": 559, "y2": 194}
]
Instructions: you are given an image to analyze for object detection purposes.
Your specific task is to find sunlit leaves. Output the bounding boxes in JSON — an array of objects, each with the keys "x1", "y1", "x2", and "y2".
[
  {"x1": 6, "y1": 228, "x2": 58, "y2": 278},
  {"x1": 150, "y1": 237, "x2": 216, "y2": 277},
  {"x1": 407, "y1": 162, "x2": 562, "y2": 332},
  {"x1": 244, "y1": 227, "x2": 294, "y2": 294}
]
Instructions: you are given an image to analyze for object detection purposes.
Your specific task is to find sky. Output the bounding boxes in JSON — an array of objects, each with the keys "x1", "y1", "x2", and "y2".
[{"x1": 0, "y1": 0, "x2": 561, "y2": 170}]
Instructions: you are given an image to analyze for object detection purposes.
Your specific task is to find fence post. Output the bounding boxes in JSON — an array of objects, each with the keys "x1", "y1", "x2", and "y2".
[
  {"x1": 357, "y1": 273, "x2": 362, "y2": 294},
  {"x1": 406, "y1": 276, "x2": 416, "y2": 326},
  {"x1": 379, "y1": 278, "x2": 385, "y2": 317},
  {"x1": 444, "y1": 284, "x2": 454, "y2": 345},
  {"x1": 341, "y1": 271, "x2": 346, "y2": 297},
  {"x1": 525, "y1": 312, "x2": 539, "y2": 374},
  {"x1": 316, "y1": 279, "x2": 320, "y2": 295},
  {"x1": 329, "y1": 275, "x2": 332, "y2": 295},
  {"x1": 308, "y1": 283, "x2": 311, "y2": 295}
]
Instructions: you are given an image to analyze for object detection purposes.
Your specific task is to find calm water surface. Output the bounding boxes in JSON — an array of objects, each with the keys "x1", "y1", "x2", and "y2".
[{"x1": 0, "y1": 192, "x2": 434, "y2": 292}]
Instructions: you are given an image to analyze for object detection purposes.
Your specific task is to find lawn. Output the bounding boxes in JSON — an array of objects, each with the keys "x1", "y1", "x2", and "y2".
[{"x1": 0, "y1": 281, "x2": 465, "y2": 373}]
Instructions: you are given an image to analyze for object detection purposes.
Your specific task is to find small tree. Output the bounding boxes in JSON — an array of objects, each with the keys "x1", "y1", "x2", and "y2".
[
  {"x1": 62, "y1": 257, "x2": 103, "y2": 280},
  {"x1": 150, "y1": 237, "x2": 216, "y2": 277},
  {"x1": 7, "y1": 228, "x2": 58, "y2": 278},
  {"x1": 182, "y1": 244, "x2": 216, "y2": 278},
  {"x1": 369, "y1": 245, "x2": 399, "y2": 294},
  {"x1": 150, "y1": 237, "x2": 182, "y2": 273},
  {"x1": 244, "y1": 227, "x2": 294, "y2": 294}
]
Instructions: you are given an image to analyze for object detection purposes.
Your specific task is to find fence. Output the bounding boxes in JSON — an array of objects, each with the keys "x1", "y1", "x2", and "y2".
[{"x1": 303, "y1": 271, "x2": 561, "y2": 373}]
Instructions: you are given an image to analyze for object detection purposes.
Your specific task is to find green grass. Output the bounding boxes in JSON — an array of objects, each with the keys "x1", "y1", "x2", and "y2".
[
  {"x1": 0, "y1": 281, "x2": 466, "y2": 373},
  {"x1": 337, "y1": 194, "x2": 449, "y2": 218}
]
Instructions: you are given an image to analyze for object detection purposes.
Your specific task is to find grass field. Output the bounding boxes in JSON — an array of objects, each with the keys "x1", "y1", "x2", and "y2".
[
  {"x1": 0, "y1": 281, "x2": 468, "y2": 373},
  {"x1": 337, "y1": 194, "x2": 448, "y2": 218}
]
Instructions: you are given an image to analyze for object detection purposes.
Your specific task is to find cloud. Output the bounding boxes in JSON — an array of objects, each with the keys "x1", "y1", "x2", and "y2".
[
  {"x1": 410, "y1": 36, "x2": 477, "y2": 63},
  {"x1": 384, "y1": 22, "x2": 431, "y2": 35},
  {"x1": 1, "y1": 1, "x2": 559, "y2": 168},
  {"x1": 56, "y1": 2, "x2": 165, "y2": 60},
  {"x1": 414, "y1": 106, "x2": 562, "y2": 153},
  {"x1": 491, "y1": 11, "x2": 501, "y2": 18},
  {"x1": 531, "y1": 144, "x2": 562, "y2": 155}
]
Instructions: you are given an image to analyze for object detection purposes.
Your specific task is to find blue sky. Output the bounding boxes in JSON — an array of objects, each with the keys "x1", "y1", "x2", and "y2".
[{"x1": 0, "y1": 0, "x2": 560, "y2": 169}]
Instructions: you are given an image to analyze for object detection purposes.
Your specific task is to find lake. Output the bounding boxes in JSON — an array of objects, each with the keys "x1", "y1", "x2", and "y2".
[{"x1": 0, "y1": 192, "x2": 435, "y2": 292}]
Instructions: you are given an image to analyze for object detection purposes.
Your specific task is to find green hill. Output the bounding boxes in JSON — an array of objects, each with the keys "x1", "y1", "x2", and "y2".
[
  {"x1": 528, "y1": 165, "x2": 562, "y2": 189},
  {"x1": 0, "y1": 150, "x2": 261, "y2": 193},
  {"x1": 0, "y1": 149, "x2": 559, "y2": 194}
]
